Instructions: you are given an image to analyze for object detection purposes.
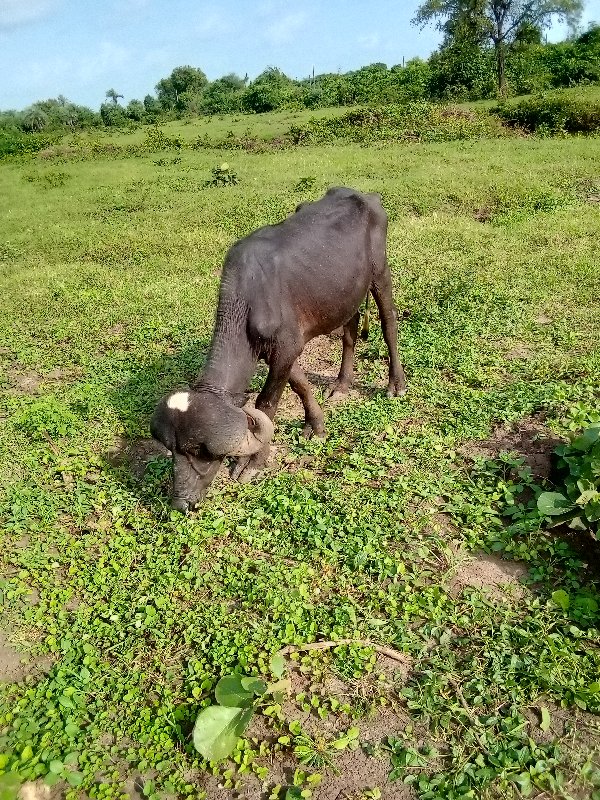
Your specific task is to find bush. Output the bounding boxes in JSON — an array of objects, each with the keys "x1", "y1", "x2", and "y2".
[
  {"x1": 288, "y1": 102, "x2": 507, "y2": 145},
  {"x1": 0, "y1": 129, "x2": 58, "y2": 159},
  {"x1": 495, "y1": 93, "x2": 600, "y2": 134}
]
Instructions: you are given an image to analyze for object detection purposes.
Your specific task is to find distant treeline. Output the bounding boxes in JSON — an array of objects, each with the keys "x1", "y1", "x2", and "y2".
[{"x1": 1, "y1": 24, "x2": 599, "y2": 139}]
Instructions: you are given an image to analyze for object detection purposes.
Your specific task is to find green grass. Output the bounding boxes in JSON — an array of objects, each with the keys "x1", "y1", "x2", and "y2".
[
  {"x1": 1, "y1": 116, "x2": 600, "y2": 800},
  {"x1": 71, "y1": 105, "x2": 346, "y2": 148},
  {"x1": 460, "y1": 83, "x2": 600, "y2": 111}
]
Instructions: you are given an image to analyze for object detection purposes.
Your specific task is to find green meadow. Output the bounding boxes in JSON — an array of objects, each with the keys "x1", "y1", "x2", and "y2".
[{"x1": 1, "y1": 105, "x2": 599, "y2": 799}]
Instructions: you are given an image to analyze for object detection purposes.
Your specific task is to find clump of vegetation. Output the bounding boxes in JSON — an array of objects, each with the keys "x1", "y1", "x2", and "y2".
[
  {"x1": 293, "y1": 176, "x2": 317, "y2": 192},
  {"x1": 289, "y1": 103, "x2": 507, "y2": 145},
  {"x1": 23, "y1": 170, "x2": 70, "y2": 188},
  {"x1": 206, "y1": 162, "x2": 239, "y2": 186},
  {"x1": 538, "y1": 422, "x2": 600, "y2": 533},
  {"x1": 192, "y1": 655, "x2": 289, "y2": 761},
  {"x1": 496, "y1": 93, "x2": 600, "y2": 133},
  {"x1": 142, "y1": 125, "x2": 183, "y2": 151}
]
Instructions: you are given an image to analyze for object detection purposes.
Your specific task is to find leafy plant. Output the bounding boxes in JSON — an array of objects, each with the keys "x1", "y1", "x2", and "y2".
[
  {"x1": 206, "y1": 162, "x2": 239, "y2": 187},
  {"x1": 537, "y1": 423, "x2": 600, "y2": 532},
  {"x1": 192, "y1": 655, "x2": 289, "y2": 762},
  {"x1": 293, "y1": 726, "x2": 359, "y2": 771},
  {"x1": 294, "y1": 176, "x2": 316, "y2": 192}
]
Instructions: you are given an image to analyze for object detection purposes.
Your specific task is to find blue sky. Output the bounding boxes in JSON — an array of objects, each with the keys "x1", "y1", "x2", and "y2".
[{"x1": 1, "y1": 0, "x2": 599, "y2": 111}]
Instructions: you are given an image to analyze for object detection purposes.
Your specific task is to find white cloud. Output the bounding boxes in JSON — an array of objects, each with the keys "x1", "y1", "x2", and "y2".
[
  {"x1": 264, "y1": 11, "x2": 307, "y2": 44},
  {"x1": 0, "y1": 0, "x2": 62, "y2": 29}
]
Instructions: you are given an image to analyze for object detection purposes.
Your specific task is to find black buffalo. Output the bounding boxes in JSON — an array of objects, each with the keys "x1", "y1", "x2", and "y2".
[{"x1": 152, "y1": 187, "x2": 406, "y2": 511}]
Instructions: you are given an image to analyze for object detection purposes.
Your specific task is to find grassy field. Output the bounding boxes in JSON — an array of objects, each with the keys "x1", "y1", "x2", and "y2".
[
  {"x1": 73, "y1": 106, "x2": 345, "y2": 148},
  {"x1": 1, "y1": 113, "x2": 600, "y2": 800}
]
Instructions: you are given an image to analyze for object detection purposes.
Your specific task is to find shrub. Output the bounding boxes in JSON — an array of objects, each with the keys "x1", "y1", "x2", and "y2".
[
  {"x1": 141, "y1": 126, "x2": 183, "y2": 151},
  {"x1": 0, "y1": 129, "x2": 58, "y2": 159},
  {"x1": 288, "y1": 102, "x2": 507, "y2": 145},
  {"x1": 495, "y1": 94, "x2": 600, "y2": 134}
]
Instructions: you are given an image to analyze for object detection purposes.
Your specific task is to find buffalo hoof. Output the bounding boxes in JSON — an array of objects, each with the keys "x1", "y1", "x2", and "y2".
[
  {"x1": 301, "y1": 423, "x2": 326, "y2": 439},
  {"x1": 325, "y1": 382, "x2": 350, "y2": 402},
  {"x1": 237, "y1": 467, "x2": 259, "y2": 484},
  {"x1": 171, "y1": 497, "x2": 191, "y2": 514},
  {"x1": 386, "y1": 381, "x2": 407, "y2": 398}
]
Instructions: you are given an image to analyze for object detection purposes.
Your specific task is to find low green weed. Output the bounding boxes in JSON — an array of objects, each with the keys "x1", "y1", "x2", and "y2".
[{"x1": 537, "y1": 421, "x2": 600, "y2": 533}]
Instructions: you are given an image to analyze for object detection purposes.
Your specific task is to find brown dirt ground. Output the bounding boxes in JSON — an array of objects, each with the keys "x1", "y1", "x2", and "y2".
[
  {"x1": 197, "y1": 650, "x2": 418, "y2": 800},
  {"x1": 458, "y1": 415, "x2": 563, "y2": 480},
  {"x1": 0, "y1": 632, "x2": 53, "y2": 684},
  {"x1": 5, "y1": 366, "x2": 82, "y2": 394},
  {"x1": 449, "y1": 551, "x2": 527, "y2": 601}
]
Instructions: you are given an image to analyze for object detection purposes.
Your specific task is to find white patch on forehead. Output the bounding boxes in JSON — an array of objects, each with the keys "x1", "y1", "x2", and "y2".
[{"x1": 167, "y1": 391, "x2": 190, "y2": 412}]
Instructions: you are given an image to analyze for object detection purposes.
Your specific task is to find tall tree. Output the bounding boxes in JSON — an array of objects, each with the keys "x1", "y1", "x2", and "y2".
[
  {"x1": 155, "y1": 66, "x2": 207, "y2": 111},
  {"x1": 413, "y1": 0, "x2": 584, "y2": 95},
  {"x1": 105, "y1": 88, "x2": 124, "y2": 105}
]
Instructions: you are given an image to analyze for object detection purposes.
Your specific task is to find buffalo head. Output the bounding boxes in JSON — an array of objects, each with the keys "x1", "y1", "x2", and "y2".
[{"x1": 150, "y1": 390, "x2": 274, "y2": 512}]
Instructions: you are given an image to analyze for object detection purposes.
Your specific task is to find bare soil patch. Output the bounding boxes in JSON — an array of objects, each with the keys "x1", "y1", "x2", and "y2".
[
  {"x1": 107, "y1": 436, "x2": 171, "y2": 479},
  {"x1": 458, "y1": 416, "x2": 563, "y2": 479},
  {"x1": 6, "y1": 366, "x2": 82, "y2": 395},
  {"x1": 0, "y1": 632, "x2": 53, "y2": 684},
  {"x1": 449, "y1": 551, "x2": 527, "y2": 601}
]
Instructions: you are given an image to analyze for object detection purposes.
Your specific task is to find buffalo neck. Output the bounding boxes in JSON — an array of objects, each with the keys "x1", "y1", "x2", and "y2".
[{"x1": 198, "y1": 298, "x2": 257, "y2": 399}]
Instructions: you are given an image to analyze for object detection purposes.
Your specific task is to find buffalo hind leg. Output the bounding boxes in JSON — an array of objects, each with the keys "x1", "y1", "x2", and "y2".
[
  {"x1": 371, "y1": 275, "x2": 406, "y2": 397},
  {"x1": 325, "y1": 311, "x2": 360, "y2": 400},
  {"x1": 289, "y1": 360, "x2": 325, "y2": 438},
  {"x1": 231, "y1": 349, "x2": 298, "y2": 483}
]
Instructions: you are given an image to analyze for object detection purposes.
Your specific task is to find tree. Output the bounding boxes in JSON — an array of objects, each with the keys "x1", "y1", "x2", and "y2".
[
  {"x1": 155, "y1": 66, "x2": 208, "y2": 111},
  {"x1": 241, "y1": 67, "x2": 300, "y2": 113},
  {"x1": 413, "y1": 0, "x2": 584, "y2": 95},
  {"x1": 100, "y1": 102, "x2": 126, "y2": 127},
  {"x1": 126, "y1": 99, "x2": 145, "y2": 121},
  {"x1": 197, "y1": 74, "x2": 245, "y2": 114},
  {"x1": 21, "y1": 105, "x2": 49, "y2": 132},
  {"x1": 105, "y1": 88, "x2": 124, "y2": 105}
]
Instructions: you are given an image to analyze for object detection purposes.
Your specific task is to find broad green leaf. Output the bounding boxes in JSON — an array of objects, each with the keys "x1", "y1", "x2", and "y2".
[
  {"x1": 537, "y1": 492, "x2": 575, "y2": 516},
  {"x1": 266, "y1": 678, "x2": 291, "y2": 696},
  {"x1": 192, "y1": 705, "x2": 253, "y2": 762},
  {"x1": 573, "y1": 595, "x2": 599, "y2": 613},
  {"x1": 20, "y1": 746, "x2": 33, "y2": 762},
  {"x1": 513, "y1": 773, "x2": 532, "y2": 796},
  {"x1": 49, "y1": 760, "x2": 64, "y2": 774},
  {"x1": 551, "y1": 589, "x2": 570, "y2": 610},
  {"x1": 567, "y1": 516, "x2": 587, "y2": 531},
  {"x1": 0, "y1": 775, "x2": 21, "y2": 800},
  {"x1": 240, "y1": 677, "x2": 267, "y2": 695},
  {"x1": 66, "y1": 771, "x2": 84, "y2": 788},
  {"x1": 215, "y1": 675, "x2": 254, "y2": 708},
  {"x1": 586, "y1": 499, "x2": 600, "y2": 522},
  {"x1": 540, "y1": 706, "x2": 551, "y2": 732},
  {"x1": 269, "y1": 653, "x2": 286, "y2": 678},
  {"x1": 571, "y1": 424, "x2": 600, "y2": 452}
]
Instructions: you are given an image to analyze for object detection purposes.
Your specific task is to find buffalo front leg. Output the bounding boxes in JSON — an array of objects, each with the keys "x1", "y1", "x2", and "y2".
[
  {"x1": 231, "y1": 351, "x2": 297, "y2": 483},
  {"x1": 325, "y1": 311, "x2": 360, "y2": 401},
  {"x1": 289, "y1": 360, "x2": 325, "y2": 438},
  {"x1": 371, "y1": 276, "x2": 406, "y2": 397}
]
